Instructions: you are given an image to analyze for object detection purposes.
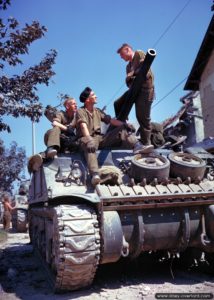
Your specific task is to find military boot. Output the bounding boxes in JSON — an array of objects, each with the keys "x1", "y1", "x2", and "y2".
[{"x1": 133, "y1": 141, "x2": 154, "y2": 154}]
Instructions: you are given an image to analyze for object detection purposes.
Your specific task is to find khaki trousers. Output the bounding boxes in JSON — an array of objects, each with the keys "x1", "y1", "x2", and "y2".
[
  {"x1": 114, "y1": 87, "x2": 154, "y2": 145},
  {"x1": 79, "y1": 125, "x2": 138, "y2": 175},
  {"x1": 44, "y1": 127, "x2": 61, "y2": 147}
]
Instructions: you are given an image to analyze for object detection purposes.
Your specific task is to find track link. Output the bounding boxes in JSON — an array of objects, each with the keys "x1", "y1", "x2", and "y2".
[{"x1": 30, "y1": 204, "x2": 101, "y2": 291}]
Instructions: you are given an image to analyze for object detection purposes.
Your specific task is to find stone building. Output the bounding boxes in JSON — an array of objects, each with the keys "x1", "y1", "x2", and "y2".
[{"x1": 184, "y1": 14, "x2": 214, "y2": 139}]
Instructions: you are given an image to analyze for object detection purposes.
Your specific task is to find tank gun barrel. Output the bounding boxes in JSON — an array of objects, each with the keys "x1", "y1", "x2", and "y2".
[{"x1": 117, "y1": 48, "x2": 156, "y2": 122}]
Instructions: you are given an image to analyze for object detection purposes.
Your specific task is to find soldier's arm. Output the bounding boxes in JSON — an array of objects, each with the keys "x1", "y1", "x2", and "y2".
[
  {"x1": 110, "y1": 118, "x2": 124, "y2": 127},
  {"x1": 51, "y1": 111, "x2": 68, "y2": 131},
  {"x1": 126, "y1": 71, "x2": 135, "y2": 88},
  {"x1": 52, "y1": 120, "x2": 67, "y2": 131},
  {"x1": 134, "y1": 51, "x2": 146, "y2": 74},
  {"x1": 79, "y1": 122, "x2": 90, "y2": 137},
  {"x1": 6, "y1": 202, "x2": 16, "y2": 211}
]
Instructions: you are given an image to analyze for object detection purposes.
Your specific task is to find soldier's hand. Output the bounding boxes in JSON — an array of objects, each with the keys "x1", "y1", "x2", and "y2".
[
  {"x1": 86, "y1": 137, "x2": 96, "y2": 153},
  {"x1": 82, "y1": 136, "x2": 96, "y2": 153},
  {"x1": 124, "y1": 123, "x2": 136, "y2": 133},
  {"x1": 66, "y1": 125, "x2": 75, "y2": 136}
]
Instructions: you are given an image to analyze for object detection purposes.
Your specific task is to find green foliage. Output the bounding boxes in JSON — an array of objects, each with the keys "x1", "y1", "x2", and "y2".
[
  {"x1": 0, "y1": 138, "x2": 26, "y2": 192},
  {"x1": 0, "y1": 0, "x2": 11, "y2": 10},
  {"x1": 0, "y1": 0, "x2": 57, "y2": 132}
]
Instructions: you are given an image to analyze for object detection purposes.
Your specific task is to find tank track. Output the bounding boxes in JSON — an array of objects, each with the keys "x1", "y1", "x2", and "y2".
[{"x1": 29, "y1": 204, "x2": 101, "y2": 292}]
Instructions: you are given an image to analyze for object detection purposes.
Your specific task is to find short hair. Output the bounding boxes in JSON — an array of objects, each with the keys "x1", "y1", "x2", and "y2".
[
  {"x1": 79, "y1": 87, "x2": 92, "y2": 103},
  {"x1": 63, "y1": 97, "x2": 75, "y2": 108},
  {"x1": 117, "y1": 43, "x2": 133, "y2": 53},
  {"x1": 2, "y1": 192, "x2": 10, "y2": 202}
]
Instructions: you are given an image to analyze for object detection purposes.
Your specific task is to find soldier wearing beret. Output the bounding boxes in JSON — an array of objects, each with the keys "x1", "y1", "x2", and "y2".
[
  {"x1": 115, "y1": 43, "x2": 155, "y2": 152},
  {"x1": 76, "y1": 87, "x2": 152, "y2": 186}
]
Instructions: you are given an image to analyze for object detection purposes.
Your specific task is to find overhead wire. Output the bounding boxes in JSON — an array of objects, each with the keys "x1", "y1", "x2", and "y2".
[
  {"x1": 152, "y1": 76, "x2": 188, "y2": 109},
  {"x1": 152, "y1": 0, "x2": 192, "y2": 48},
  {"x1": 152, "y1": 48, "x2": 211, "y2": 110},
  {"x1": 52, "y1": 0, "x2": 193, "y2": 112},
  {"x1": 105, "y1": 0, "x2": 192, "y2": 111},
  {"x1": 102, "y1": 82, "x2": 125, "y2": 112}
]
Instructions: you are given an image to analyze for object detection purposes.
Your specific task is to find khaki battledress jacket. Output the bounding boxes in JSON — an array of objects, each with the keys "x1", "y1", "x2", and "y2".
[
  {"x1": 126, "y1": 50, "x2": 154, "y2": 89},
  {"x1": 44, "y1": 110, "x2": 76, "y2": 148},
  {"x1": 76, "y1": 107, "x2": 137, "y2": 174},
  {"x1": 114, "y1": 50, "x2": 155, "y2": 146}
]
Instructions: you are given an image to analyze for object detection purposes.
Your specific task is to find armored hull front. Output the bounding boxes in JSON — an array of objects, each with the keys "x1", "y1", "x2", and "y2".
[{"x1": 28, "y1": 149, "x2": 214, "y2": 292}]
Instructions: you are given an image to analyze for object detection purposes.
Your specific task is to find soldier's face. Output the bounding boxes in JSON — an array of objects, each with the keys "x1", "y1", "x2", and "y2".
[
  {"x1": 119, "y1": 47, "x2": 131, "y2": 61},
  {"x1": 88, "y1": 91, "x2": 97, "y2": 104},
  {"x1": 67, "y1": 100, "x2": 77, "y2": 113}
]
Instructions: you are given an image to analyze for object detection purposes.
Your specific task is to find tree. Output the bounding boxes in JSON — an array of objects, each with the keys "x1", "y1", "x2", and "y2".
[
  {"x1": 0, "y1": 0, "x2": 57, "y2": 132},
  {"x1": 0, "y1": 0, "x2": 57, "y2": 191},
  {"x1": 0, "y1": 138, "x2": 26, "y2": 192}
]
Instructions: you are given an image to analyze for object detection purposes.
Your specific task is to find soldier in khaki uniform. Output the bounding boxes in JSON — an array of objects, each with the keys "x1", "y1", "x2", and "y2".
[
  {"x1": 115, "y1": 43, "x2": 154, "y2": 152},
  {"x1": 76, "y1": 87, "x2": 151, "y2": 186},
  {"x1": 44, "y1": 97, "x2": 77, "y2": 158},
  {"x1": 2, "y1": 193, "x2": 16, "y2": 231}
]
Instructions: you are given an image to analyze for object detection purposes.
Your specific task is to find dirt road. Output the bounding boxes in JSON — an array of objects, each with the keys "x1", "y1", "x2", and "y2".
[{"x1": 0, "y1": 229, "x2": 214, "y2": 300}]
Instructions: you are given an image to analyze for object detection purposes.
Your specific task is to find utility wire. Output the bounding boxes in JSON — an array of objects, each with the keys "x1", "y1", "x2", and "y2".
[
  {"x1": 152, "y1": 76, "x2": 188, "y2": 109},
  {"x1": 153, "y1": 54, "x2": 211, "y2": 110},
  {"x1": 152, "y1": 0, "x2": 192, "y2": 48},
  {"x1": 105, "y1": 0, "x2": 192, "y2": 111},
  {"x1": 103, "y1": 83, "x2": 125, "y2": 110}
]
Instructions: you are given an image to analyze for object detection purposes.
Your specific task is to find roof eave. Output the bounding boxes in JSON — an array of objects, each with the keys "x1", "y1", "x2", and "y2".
[{"x1": 184, "y1": 15, "x2": 214, "y2": 91}]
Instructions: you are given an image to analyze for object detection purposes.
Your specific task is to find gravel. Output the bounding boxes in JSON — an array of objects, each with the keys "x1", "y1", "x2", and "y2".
[{"x1": 0, "y1": 229, "x2": 214, "y2": 300}]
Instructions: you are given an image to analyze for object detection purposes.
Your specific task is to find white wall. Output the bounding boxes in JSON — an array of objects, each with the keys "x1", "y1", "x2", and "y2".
[
  {"x1": 200, "y1": 49, "x2": 214, "y2": 137},
  {"x1": 193, "y1": 93, "x2": 204, "y2": 142}
]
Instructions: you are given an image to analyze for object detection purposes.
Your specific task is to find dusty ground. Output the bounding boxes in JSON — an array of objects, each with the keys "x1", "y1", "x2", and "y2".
[{"x1": 0, "y1": 227, "x2": 214, "y2": 300}]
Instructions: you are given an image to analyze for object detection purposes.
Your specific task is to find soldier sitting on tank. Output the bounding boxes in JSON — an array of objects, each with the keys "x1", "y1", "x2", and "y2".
[
  {"x1": 44, "y1": 97, "x2": 78, "y2": 158},
  {"x1": 76, "y1": 87, "x2": 153, "y2": 186}
]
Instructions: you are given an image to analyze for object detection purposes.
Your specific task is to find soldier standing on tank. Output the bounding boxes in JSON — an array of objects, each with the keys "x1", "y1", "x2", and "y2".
[
  {"x1": 44, "y1": 97, "x2": 77, "y2": 158},
  {"x1": 114, "y1": 43, "x2": 154, "y2": 153},
  {"x1": 76, "y1": 87, "x2": 152, "y2": 186},
  {"x1": 2, "y1": 193, "x2": 16, "y2": 231}
]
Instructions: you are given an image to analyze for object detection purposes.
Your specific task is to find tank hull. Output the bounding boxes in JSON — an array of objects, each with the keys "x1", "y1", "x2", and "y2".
[{"x1": 28, "y1": 149, "x2": 214, "y2": 291}]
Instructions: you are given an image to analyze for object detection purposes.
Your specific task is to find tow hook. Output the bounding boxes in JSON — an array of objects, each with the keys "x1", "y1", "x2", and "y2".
[
  {"x1": 121, "y1": 236, "x2": 129, "y2": 257},
  {"x1": 201, "y1": 214, "x2": 211, "y2": 246}
]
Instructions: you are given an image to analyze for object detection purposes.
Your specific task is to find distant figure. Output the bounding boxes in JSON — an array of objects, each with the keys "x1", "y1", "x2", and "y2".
[
  {"x1": 2, "y1": 193, "x2": 16, "y2": 231},
  {"x1": 76, "y1": 87, "x2": 150, "y2": 185},
  {"x1": 115, "y1": 43, "x2": 155, "y2": 152},
  {"x1": 44, "y1": 97, "x2": 77, "y2": 158}
]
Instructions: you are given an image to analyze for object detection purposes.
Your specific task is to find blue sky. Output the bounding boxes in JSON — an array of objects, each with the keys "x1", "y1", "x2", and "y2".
[{"x1": 1, "y1": 0, "x2": 213, "y2": 167}]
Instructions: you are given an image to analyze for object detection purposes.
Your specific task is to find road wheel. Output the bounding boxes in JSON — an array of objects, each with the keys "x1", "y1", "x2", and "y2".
[
  {"x1": 130, "y1": 153, "x2": 170, "y2": 183},
  {"x1": 168, "y1": 152, "x2": 206, "y2": 181}
]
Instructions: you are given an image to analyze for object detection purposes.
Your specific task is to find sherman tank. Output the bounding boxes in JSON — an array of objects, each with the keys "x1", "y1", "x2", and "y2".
[
  {"x1": 12, "y1": 181, "x2": 29, "y2": 233},
  {"x1": 27, "y1": 49, "x2": 214, "y2": 292},
  {"x1": 28, "y1": 145, "x2": 214, "y2": 292}
]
